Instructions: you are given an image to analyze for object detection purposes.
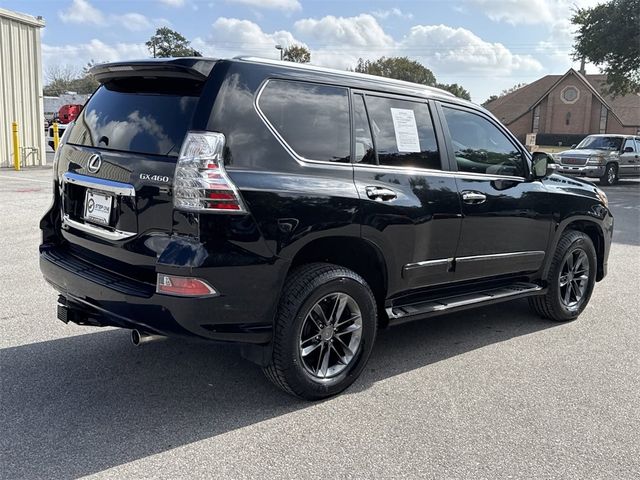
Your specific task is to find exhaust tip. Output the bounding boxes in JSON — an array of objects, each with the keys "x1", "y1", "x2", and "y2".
[
  {"x1": 131, "y1": 329, "x2": 165, "y2": 346},
  {"x1": 131, "y1": 329, "x2": 143, "y2": 346}
]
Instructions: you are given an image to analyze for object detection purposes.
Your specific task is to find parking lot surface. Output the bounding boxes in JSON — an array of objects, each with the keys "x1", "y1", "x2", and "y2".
[{"x1": 1, "y1": 169, "x2": 639, "y2": 479}]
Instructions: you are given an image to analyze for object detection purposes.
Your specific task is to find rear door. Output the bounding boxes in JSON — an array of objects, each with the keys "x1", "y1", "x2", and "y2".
[
  {"x1": 352, "y1": 92, "x2": 461, "y2": 298},
  {"x1": 437, "y1": 102, "x2": 552, "y2": 282},
  {"x1": 619, "y1": 137, "x2": 640, "y2": 177},
  {"x1": 56, "y1": 74, "x2": 205, "y2": 279}
]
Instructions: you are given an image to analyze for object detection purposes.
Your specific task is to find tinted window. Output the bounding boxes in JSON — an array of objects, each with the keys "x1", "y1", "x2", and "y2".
[
  {"x1": 353, "y1": 94, "x2": 375, "y2": 164},
  {"x1": 259, "y1": 80, "x2": 350, "y2": 162},
  {"x1": 68, "y1": 78, "x2": 201, "y2": 156},
  {"x1": 364, "y1": 96, "x2": 440, "y2": 169},
  {"x1": 623, "y1": 138, "x2": 636, "y2": 152},
  {"x1": 443, "y1": 107, "x2": 525, "y2": 177}
]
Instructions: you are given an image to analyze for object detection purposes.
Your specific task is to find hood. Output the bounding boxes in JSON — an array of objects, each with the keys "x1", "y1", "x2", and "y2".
[
  {"x1": 542, "y1": 173, "x2": 602, "y2": 201},
  {"x1": 558, "y1": 148, "x2": 618, "y2": 158}
]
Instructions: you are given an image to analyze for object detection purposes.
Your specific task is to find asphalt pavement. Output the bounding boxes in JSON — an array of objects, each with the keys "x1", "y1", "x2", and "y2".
[{"x1": 1, "y1": 169, "x2": 638, "y2": 479}]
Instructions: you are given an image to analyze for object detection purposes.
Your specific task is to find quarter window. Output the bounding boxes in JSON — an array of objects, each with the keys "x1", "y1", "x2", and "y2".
[
  {"x1": 258, "y1": 80, "x2": 350, "y2": 163},
  {"x1": 363, "y1": 96, "x2": 440, "y2": 170},
  {"x1": 443, "y1": 107, "x2": 525, "y2": 177}
]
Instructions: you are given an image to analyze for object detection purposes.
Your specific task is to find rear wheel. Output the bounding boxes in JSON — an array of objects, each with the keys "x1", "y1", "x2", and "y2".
[
  {"x1": 264, "y1": 263, "x2": 377, "y2": 400},
  {"x1": 600, "y1": 163, "x2": 618, "y2": 186},
  {"x1": 529, "y1": 230, "x2": 597, "y2": 321}
]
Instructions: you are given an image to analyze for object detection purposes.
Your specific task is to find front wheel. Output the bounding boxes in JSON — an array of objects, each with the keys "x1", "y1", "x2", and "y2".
[
  {"x1": 600, "y1": 163, "x2": 618, "y2": 186},
  {"x1": 529, "y1": 230, "x2": 597, "y2": 321},
  {"x1": 264, "y1": 263, "x2": 377, "y2": 400}
]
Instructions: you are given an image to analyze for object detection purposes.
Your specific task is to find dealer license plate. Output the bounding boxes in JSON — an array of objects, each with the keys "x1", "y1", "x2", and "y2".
[{"x1": 84, "y1": 190, "x2": 113, "y2": 226}]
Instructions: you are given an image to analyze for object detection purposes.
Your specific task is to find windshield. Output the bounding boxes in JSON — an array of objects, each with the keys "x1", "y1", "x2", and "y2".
[{"x1": 575, "y1": 136, "x2": 623, "y2": 151}]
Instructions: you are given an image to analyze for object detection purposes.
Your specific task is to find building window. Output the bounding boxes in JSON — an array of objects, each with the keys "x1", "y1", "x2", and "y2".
[
  {"x1": 599, "y1": 104, "x2": 608, "y2": 133},
  {"x1": 566, "y1": 112, "x2": 571, "y2": 126},
  {"x1": 532, "y1": 105, "x2": 540, "y2": 133},
  {"x1": 560, "y1": 86, "x2": 580, "y2": 104}
]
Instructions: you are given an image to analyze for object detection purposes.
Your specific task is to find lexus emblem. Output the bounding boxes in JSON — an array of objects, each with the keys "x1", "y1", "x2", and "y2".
[{"x1": 87, "y1": 154, "x2": 102, "y2": 174}]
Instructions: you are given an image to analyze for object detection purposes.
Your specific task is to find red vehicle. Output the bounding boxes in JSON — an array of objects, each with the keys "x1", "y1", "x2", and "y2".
[
  {"x1": 48, "y1": 104, "x2": 83, "y2": 149},
  {"x1": 57, "y1": 104, "x2": 83, "y2": 124}
]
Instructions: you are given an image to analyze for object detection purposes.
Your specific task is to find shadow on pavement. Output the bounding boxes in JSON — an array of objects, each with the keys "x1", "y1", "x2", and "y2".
[{"x1": 2, "y1": 300, "x2": 555, "y2": 479}]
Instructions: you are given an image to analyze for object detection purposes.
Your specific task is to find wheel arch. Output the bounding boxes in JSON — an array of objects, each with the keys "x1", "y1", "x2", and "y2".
[
  {"x1": 542, "y1": 218, "x2": 606, "y2": 282},
  {"x1": 287, "y1": 236, "x2": 389, "y2": 322}
]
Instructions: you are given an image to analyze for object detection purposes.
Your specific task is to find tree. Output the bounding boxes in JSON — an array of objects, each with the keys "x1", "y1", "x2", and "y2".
[
  {"x1": 436, "y1": 83, "x2": 471, "y2": 100},
  {"x1": 283, "y1": 45, "x2": 310, "y2": 63},
  {"x1": 572, "y1": 0, "x2": 640, "y2": 95},
  {"x1": 146, "y1": 27, "x2": 202, "y2": 58},
  {"x1": 43, "y1": 63, "x2": 98, "y2": 96},
  {"x1": 354, "y1": 57, "x2": 436, "y2": 86},
  {"x1": 482, "y1": 95, "x2": 499, "y2": 106},
  {"x1": 482, "y1": 83, "x2": 527, "y2": 106}
]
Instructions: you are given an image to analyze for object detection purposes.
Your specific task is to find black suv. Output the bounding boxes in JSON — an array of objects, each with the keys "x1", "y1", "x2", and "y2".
[{"x1": 40, "y1": 57, "x2": 613, "y2": 399}]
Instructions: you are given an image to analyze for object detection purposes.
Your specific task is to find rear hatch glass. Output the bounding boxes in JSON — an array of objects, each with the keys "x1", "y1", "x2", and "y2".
[{"x1": 67, "y1": 77, "x2": 202, "y2": 156}]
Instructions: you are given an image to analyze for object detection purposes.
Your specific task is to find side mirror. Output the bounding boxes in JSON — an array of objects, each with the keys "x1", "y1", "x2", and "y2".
[
  {"x1": 624, "y1": 146, "x2": 634, "y2": 153},
  {"x1": 531, "y1": 152, "x2": 557, "y2": 179},
  {"x1": 571, "y1": 144, "x2": 577, "y2": 149}
]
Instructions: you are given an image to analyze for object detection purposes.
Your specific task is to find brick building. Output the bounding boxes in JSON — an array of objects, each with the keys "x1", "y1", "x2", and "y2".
[{"x1": 484, "y1": 68, "x2": 640, "y2": 146}]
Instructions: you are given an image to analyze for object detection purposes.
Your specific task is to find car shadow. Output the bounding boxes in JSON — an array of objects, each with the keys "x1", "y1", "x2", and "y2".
[{"x1": 2, "y1": 300, "x2": 556, "y2": 479}]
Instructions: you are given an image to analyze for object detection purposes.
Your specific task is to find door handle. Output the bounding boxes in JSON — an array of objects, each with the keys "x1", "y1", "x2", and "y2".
[
  {"x1": 462, "y1": 191, "x2": 487, "y2": 204},
  {"x1": 365, "y1": 186, "x2": 397, "y2": 201}
]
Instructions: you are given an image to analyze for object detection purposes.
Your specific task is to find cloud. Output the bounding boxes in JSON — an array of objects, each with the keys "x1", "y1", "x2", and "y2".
[
  {"x1": 42, "y1": 40, "x2": 148, "y2": 68},
  {"x1": 226, "y1": 0, "x2": 302, "y2": 12},
  {"x1": 467, "y1": 0, "x2": 554, "y2": 25},
  {"x1": 119, "y1": 13, "x2": 152, "y2": 32},
  {"x1": 295, "y1": 14, "x2": 394, "y2": 48},
  {"x1": 158, "y1": 0, "x2": 186, "y2": 6},
  {"x1": 203, "y1": 17, "x2": 304, "y2": 58},
  {"x1": 372, "y1": 8, "x2": 414, "y2": 20},
  {"x1": 401, "y1": 24, "x2": 542, "y2": 75},
  {"x1": 59, "y1": 0, "x2": 105, "y2": 25}
]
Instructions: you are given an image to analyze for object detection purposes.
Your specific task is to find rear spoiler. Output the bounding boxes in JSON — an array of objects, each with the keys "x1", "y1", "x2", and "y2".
[{"x1": 90, "y1": 58, "x2": 217, "y2": 83}]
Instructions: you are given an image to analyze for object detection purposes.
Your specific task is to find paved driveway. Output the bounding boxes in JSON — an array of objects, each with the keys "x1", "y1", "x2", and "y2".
[{"x1": 1, "y1": 170, "x2": 638, "y2": 479}]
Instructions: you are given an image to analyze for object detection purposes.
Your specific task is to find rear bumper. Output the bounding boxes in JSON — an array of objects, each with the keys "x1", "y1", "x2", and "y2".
[
  {"x1": 40, "y1": 246, "x2": 282, "y2": 344},
  {"x1": 557, "y1": 165, "x2": 604, "y2": 178}
]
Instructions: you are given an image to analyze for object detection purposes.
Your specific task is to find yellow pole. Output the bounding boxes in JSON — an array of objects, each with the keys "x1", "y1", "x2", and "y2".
[
  {"x1": 53, "y1": 122, "x2": 60, "y2": 151},
  {"x1": 11, "y1": 122, "x2": 20, "y2": 171}
]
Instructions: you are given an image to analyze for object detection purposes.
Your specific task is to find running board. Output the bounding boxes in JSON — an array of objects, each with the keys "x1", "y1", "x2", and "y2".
[{"x1": 386, "y1": 282, "x2": 544, "y2": 323}]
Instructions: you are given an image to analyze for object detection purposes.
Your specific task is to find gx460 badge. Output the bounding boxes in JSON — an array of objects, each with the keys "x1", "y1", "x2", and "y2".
[{"x1": 139, "y1": 173, "x2": 170, "y2": 183}]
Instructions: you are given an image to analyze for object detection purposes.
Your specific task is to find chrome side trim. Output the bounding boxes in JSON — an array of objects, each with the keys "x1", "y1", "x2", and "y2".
[
  {"x1": 456, "y1": 251, "x2": 545, "y2": 263},
  {"x1": 62, "y1": 214, "x2": 136, "y2": 241},
  {"x1": 62, "y1": 172, "x2": 136, "y2": 196},
  {"x1": 403, "y1": 258, "x2": 453, "y2": 271}
]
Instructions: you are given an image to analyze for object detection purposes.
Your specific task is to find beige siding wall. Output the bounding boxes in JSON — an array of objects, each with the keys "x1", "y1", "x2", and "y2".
[{"x1": 0, "y1": 8, "x2": 45, "y2": 167}]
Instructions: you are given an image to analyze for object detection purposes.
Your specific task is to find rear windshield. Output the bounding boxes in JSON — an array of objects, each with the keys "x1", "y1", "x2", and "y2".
[{"x1": 67, "y1": 78, "x2": 202, "y2": 156}]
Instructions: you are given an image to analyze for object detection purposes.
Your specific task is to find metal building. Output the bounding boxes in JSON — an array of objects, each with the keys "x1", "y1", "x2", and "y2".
[{"x1": 0, "y1": 8, "x2": 46, "y2": 167}]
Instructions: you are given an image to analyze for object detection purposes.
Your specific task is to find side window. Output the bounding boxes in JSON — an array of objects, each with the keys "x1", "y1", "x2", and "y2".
[
  {"x1": 258, "y1": 80, "x2": 350, "y2": 162},
  {"x1": 363, "y1": 96, "x2": 441, "y2": 170},
  {"x1": 623, "y1": 138, "x2": 636, "y2": 152},
  {"x1": 443, "y1": 107, "x2": 525, "y2": 177},
  {"x1": 353, "y1": 94, "x2": 375, "y2": 164}
]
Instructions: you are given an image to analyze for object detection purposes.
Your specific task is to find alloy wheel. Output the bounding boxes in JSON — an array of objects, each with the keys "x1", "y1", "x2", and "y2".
[
  {"x1": 299, "y1": 293, "x2": 363, "y2": 379},
  {"x1": 558, "y1": 248, "x2": 590, "y2": 308},
  {"x1": 607, "y1": 166, "x2": 616, "y2": 184}
]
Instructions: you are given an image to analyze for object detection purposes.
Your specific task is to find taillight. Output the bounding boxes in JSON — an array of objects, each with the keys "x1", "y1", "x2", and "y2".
[
  {"x1": 156, "y1": 274, "x2": 218, "y2": 297},
  {"x1": 173, "y1": 131, "x2": 246, "y2": 213}
]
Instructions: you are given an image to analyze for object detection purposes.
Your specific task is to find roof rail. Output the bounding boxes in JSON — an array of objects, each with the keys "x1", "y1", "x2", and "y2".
[{"x1": 233, "y1": 56, "x2": 455, "y2": 98}]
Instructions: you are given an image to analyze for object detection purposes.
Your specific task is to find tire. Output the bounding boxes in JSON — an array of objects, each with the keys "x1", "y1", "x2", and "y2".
[
  {"x1": 600, "y1": 163, "x2": 618, "y2": 186},
  {"x1": 529, "y1": 230, "x2": 597, "y2": 322},
  {"x1": 264, "y1": 263, "x2": 377, "y2": 400}
]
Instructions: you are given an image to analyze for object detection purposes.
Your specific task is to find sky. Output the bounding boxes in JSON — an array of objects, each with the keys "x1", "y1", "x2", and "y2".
[{"x1": 3, "y1": 0, "x2": 604, "y2": 102}]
